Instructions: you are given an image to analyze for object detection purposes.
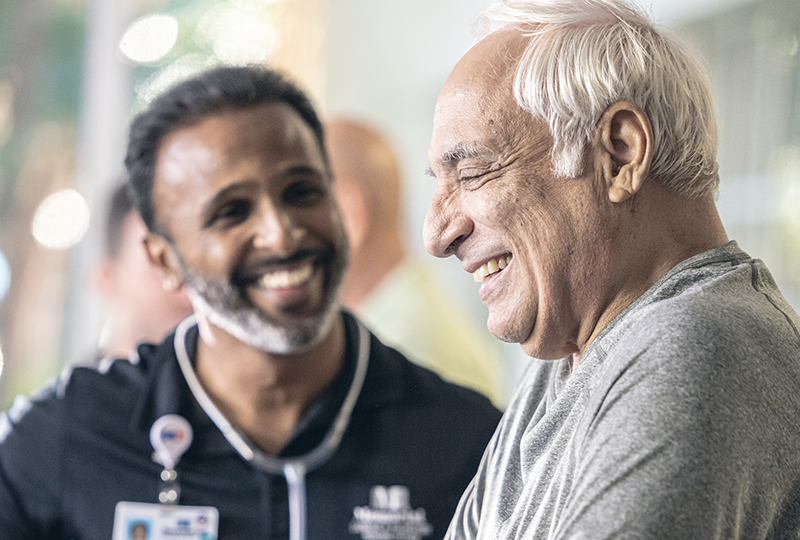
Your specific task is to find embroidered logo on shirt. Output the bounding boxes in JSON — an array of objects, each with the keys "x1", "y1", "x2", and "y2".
[{"x1": 349, "y1": 485, "x2": 433, "y2": 540}]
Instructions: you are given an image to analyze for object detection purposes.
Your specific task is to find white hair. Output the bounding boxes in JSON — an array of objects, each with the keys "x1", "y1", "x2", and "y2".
[{"x1": 475, "y1": 0, "x2": 719, "y2": 197}]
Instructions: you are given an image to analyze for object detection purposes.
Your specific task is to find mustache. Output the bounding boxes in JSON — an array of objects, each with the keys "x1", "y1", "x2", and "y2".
[{"x1": 232, "y1": 246, "x2": 338, "y2": 287}]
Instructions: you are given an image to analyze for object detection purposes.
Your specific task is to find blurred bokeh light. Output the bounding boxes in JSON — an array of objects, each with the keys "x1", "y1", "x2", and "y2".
[
  {"x1": 0, "y1": 250, "x2": 10, "y2": 304},
  {"x1": 119, "y1": 14, "x2": 180, "y2": 64},
  {"x1": 31, "y1": 189, "x2": 91, "y2": 250},
  {"x1": 196, "y1": 4, "x2": 278, "y2": 65}
]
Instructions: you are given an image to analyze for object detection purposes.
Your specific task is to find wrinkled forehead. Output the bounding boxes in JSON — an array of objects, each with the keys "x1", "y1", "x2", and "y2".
[
  {"x1": 429, "y1": 29, "x2": 537, "y2": 166},
  {"x1": 433, "y1": 28, "x2": 533, "y2": 134}
]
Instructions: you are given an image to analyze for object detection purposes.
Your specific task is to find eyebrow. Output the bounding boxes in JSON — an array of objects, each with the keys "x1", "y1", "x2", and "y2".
[{"x1": 425, "y1": 142, "x2": 494, "y2": 178}]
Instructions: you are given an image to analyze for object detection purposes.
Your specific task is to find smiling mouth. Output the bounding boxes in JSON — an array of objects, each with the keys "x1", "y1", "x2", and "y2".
[
  {"x1": 257, "y1": 262, "x2": 314, "y2": 290},
  {"x1": 473, "y1": 255, "x2": 511, "y2": 282}
]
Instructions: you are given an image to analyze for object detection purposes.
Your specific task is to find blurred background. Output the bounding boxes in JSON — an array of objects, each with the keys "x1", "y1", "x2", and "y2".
[{"x1": 0, "y1": 0, "x2": 797, "y2": 408}]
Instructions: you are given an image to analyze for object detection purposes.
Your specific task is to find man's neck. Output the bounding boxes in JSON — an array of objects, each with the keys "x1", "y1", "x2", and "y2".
[
  {"x1": 193, "y1": 313, "x2": 346, "y2": 456},
  {"x1": 578, "y1": 189, "x2": 729, "y2": 359}
]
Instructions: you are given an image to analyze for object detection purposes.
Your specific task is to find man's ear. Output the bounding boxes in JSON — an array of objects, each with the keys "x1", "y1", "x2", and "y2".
[
  {"x1": 594, "y1": 101, "x2": 653, "y2": 204},
  {"x1": 143, "y1": 232, "x2": 183, "y2": 292}
]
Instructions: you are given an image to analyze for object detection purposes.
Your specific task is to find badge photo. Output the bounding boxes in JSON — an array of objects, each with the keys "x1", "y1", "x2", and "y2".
[{"x1": 112, "y1": 501, "x2": 219, "y2": 540}]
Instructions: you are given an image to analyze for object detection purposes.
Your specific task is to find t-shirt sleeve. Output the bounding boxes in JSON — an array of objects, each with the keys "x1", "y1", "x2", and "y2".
[
  {"x1": 553, "y1": 313, "x2": 800, "y2": 539},
  {"x1": 444, "y1": 432, "x2": 494, "y2": 540},
  {"x1": 445, "y1": 358, "x2": 552, "y2": 540},
  {"x1": 0, "y1": 384, "x2": 65, "y2": 539}
]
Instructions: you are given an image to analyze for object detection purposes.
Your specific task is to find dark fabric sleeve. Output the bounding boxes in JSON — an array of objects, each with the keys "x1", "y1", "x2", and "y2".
[{"x1": 0, "y1": 384, "x2": 65, "y2": 539}]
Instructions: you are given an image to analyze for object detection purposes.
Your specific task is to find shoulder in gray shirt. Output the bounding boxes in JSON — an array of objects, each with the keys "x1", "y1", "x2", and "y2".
[{"x1": 447, "y1": 241, "x2": 800, "y2": 540}]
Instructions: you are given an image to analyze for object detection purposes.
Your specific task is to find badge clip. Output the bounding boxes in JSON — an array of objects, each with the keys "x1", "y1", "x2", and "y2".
[{"x1": 150, "y1": 414, "x2": 193, "y2": 505}]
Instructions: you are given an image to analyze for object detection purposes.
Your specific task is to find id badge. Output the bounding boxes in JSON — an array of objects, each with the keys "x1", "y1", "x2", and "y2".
[{"x1": 112, "y1": 501, "x2": 219, "y2": 540}]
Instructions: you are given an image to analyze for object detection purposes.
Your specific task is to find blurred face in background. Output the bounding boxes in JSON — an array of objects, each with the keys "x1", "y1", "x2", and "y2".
[{"x1": 92, "y1": 210, "x2": 194, "y2": 356}]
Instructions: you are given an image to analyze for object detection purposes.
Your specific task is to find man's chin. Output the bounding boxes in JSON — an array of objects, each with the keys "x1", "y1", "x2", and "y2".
[
  {"x1": 487, "y1": 312, "x2": 540, "y2": 352},
  {"x1": 206, "y1": 302, "x2": 339, "y2": 355},
  {"x1": 487, "y1": 316, "x2": 526, "y2": 345},
  {"x1": 183, "y1": 264, "x2": 345, "y2": 355}
]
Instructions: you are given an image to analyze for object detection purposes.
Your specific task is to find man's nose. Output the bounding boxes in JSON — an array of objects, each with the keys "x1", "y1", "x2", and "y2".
[
  {"x1": 423, "y1": 188, "x2": 470, "y2": 259},
  {"x1": 252, "y1": 202, "x2": 304, "y2": 255}
]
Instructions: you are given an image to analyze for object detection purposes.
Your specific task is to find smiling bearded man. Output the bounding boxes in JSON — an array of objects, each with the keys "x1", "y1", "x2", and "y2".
[
  {"x1": 0, "y1": 66, "x2": 501, "y2": 540},
  {"x1": 147, "y1": 100, "x2": 348, "y2": 357}
]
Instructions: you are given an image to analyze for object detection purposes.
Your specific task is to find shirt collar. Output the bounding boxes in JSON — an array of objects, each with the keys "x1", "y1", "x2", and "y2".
[{"x1": 131, "y1": 310, "x2": 406, "y2": 458}]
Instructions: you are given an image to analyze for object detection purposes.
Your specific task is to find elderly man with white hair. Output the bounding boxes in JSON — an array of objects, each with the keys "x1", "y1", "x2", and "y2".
[{"x1": 424, "y1": 0, "x2": 800, "y2": 538}]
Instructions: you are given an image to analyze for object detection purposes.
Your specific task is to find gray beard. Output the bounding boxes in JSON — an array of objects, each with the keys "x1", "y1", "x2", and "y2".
[{"x1": 182, "y1": 265, "x2": 342, "y2": 355}]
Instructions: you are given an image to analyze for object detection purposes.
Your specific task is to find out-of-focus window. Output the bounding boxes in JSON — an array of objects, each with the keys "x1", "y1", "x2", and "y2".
[
  {"x1": 0, "y1": 0, "x2": 86, "y2": 408},
  {"x1": 682, "y1": 0, "x2": 800, "y2": 309}
]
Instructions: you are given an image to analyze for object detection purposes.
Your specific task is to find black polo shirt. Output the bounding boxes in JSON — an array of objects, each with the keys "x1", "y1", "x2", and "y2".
[{"x1": 0, "y1": 311, "x2": 501, "y2": 539}]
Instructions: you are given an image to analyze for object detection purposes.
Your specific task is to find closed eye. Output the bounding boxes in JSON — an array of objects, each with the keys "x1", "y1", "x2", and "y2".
[
  {"x1": 460, "y1": 162, "x2": 505, "y2": 187},
  {"x1": 459, "y1": 168, "x2": 495, "y2": 186},
  {"x1": 460, "y1": 171, "x2": 484, "y2": 181}
]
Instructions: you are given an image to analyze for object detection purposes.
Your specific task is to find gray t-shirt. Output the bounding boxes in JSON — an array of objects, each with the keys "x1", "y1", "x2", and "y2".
[{"x1": 446, "y1": 242, "x2": 800, "y2": 540}]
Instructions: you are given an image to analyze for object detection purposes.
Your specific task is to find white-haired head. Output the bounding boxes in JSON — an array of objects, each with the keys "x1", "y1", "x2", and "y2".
[{"x1": 475, "y1": 0, "x2": 719, "y2": 197}]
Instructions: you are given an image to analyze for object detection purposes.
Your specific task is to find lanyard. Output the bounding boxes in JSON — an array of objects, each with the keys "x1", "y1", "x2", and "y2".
[{"x1": 173, "y1": 313, "x2": 371, "y2": 540}]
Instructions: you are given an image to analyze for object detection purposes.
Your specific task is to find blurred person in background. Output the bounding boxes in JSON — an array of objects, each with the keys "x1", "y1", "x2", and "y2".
[
  {"x1": 0, "y1": 65, "x2": 500, "y2": 540},
  {"x1": 328, "y1": 118, "x2": 503, "y2": 404},
  {"x1": 424, "y1": 0, "x2": 800, "y2": 538},
  {"x1": 90, "y1": 182, "x2": 194, "y2": 359}
]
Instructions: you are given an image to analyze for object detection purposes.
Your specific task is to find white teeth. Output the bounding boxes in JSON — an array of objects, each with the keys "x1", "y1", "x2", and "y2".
[
  {"x1": 259, "y1": 263, "x2": 313, "y2": 289},
  {"x1": 473, "y1": 255, "x2": 511, "y2": 282}
]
